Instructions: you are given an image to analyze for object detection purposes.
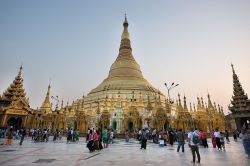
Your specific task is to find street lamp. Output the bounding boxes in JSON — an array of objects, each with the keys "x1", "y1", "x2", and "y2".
[
  {"x1": 51, "y1": 96, "x2": 59, "y2": 110},
  {"x1": 164, "y1": 82, "x2": 179, "y2": 103}
]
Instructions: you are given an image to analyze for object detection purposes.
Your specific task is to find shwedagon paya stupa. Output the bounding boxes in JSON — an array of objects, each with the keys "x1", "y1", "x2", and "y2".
[
  {"x1": 83, "y1": 16, "x2": 168, "y2": 133},
  {"x1": 0, "y1": 17, "x2": 225, "y2": 134}
]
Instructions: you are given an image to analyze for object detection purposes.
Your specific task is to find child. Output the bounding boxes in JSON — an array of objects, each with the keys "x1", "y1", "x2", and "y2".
[{"x1": 220, "y1": 133, "x2": 225, "y2": 151}]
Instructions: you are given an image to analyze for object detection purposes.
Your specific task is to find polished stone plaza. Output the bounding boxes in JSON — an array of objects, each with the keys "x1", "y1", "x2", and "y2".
[{"x1": 0, "y1": 137, "x2": 249, "y2": 166}]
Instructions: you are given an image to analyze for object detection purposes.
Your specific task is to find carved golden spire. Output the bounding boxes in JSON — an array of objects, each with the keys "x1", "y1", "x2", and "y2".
[
  {"x1": 201, "y1": 97, "x2": 205, "y2": 109},
  {"x1": 183, "y1": 95, "x2": 188, "y2": 111},
  {"x1": 213, "y1": 102, "x2": 217, "y2": 112},
  {"x1": 40, "y1": 84, "x2": 52, "y2": 114},
  {"x1": 2, "y1": 65, "x2": 29, "y2": 105},
  {"x1": 218, "y1": 104, "x2": 221, "y2": 113},
  {"x1": 193, "y1": 103, "x2": 196, "y2": 112},
  {"x1": 197, "y1": 97, "x2": 202, "y2": 111},
  {"x1": 221, "y1": 106, "x2": 224, "y2": 115},
  {"x1": 229, "y1": 63, "x2": 248, "y2": 113},
  {"x1": 61, "y1": 100, "x2": 64, "y2": 109},
  {"x1": 107, "y1": 16, "x2": 143, "y2": 79},
  {"x1": 121, "y1": 14, "x2": 129, "y2": 40},
  {"x1": 207, "y1": 93, "x2": 213, "y2": 109},
  {"x1": 189, "y1": 102, "x2": 193, "y2": 112},
  {"x1": 177, "y1": 93, "x2": 183, "y2": 111}
]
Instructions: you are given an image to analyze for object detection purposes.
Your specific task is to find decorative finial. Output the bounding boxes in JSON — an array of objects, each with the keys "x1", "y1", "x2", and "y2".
[
  {"x1": 123, "y1": 13, "x2": 128, "y2": 27},
  {"x1": 231, "y1": 63, "x2": 235, "y2": 74},
  {"x1": 18, "y1": 65, "x2": 23, "y2": 76}
]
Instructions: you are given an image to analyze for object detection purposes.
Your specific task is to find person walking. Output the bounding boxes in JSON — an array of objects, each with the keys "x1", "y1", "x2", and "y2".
[
  {"x1": 93, "y1": 130, "x2": 99, "y2": 151},
  {"x1": 169, "y1": 128, "x2": 174, "y2": 146},
  {"x1": 109, "y1": 129, "x2": 114, "y2": 144},
  {"x1": 200, "y1": 130, "x2": 208, "y2": 148},
  {"x1": 188, "y1": 128, "x2": 201, "y2": 164},
  {"x1": 220, "y1": 133, "x2": 226, "y2": 151},
  {"x1": 87, "y1": 130, "x2": 94, "y2": 152},
  {"x1": 98, "y1": 128, "x2": 103, "y2": 150},
  {"x1": 211, "y1": 130, "x2": 216, "y2": 148},
  {"x1": 176, "y1": 129, "x2": 185, "y2": 152},
  {"x1": 225, "y1": 130, "x2": 230, "y2": 143},
  {"x1": 140, "y1": 129, "x2": 148, "y2": 149},
  {"x1": 19, "y1": 128, "x2": 26, "y2": 145},
  {"x1": 214, "y1": 128, "x2": 222, "y2": 150},
  {"x1": 241, "y1": 128, "x2": 250, "y2": 159},
  {"x1": 6, "y1": 127, "x2": 13, "y2": 145},
  {"x1": 67, "y1": 128, "x2": 72, "y2": 144},
  {"x1": 102, "y1": 126, "x2": 108, "y2": 148},
  {"x1": 233, "y1": 130, "x2": 238, "y2": 141},
  {"x1": 125, "y1": 130, "x2": 129, "y2": 142}
]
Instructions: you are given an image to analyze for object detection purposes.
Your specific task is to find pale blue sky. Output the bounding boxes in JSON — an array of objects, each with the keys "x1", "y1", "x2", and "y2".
[{"x1": 0, "y1": 0, "x2": 250, "y2": 114}]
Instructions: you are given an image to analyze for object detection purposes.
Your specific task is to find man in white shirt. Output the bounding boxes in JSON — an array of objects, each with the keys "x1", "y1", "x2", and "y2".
[
  {"x1": 214, "y1": 128, "x2": 222, "y2": 150},
  {"x1": 188, "y1": 128, "x2": 201, "y2": 163}
]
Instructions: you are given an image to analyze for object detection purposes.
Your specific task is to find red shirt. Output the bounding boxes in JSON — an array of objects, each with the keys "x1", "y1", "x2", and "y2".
[
  {"x1": 200, "y1": 132, "x2": 207, "y2": 139},
  {"x1": 93, "y1": 133, "x2": 99, "y2": 141}
]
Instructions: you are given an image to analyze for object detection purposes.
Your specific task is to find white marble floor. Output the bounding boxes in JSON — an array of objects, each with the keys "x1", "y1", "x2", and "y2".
[{"x1": 0, "y1": 137, "x2": 249, "y2": 166}]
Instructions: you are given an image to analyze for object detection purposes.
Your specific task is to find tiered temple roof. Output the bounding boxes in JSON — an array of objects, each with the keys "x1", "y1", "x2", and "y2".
[
  {"x1": 1, "y1": 66, "x2": 29, "y2": 106},
  {"x1": 229, "y1": 64, "x2": 250, "y2": 112}
]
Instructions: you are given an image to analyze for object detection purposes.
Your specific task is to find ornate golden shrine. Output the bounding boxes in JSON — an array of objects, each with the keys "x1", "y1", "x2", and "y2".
[{"x1": 0, "y1": 18, "x2": 226, "y2": 134}]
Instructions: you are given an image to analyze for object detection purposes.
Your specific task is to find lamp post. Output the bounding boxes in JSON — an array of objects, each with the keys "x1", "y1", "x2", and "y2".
[
  {"x1": 51, "y1": 96, "x2": 59, "y2": 110},
  {"x1": 51, "y1": 96, "x2": 59, "y2": 132},
  {"x1": 164, "y1": 82, "x2": 179, "y2": 103}
]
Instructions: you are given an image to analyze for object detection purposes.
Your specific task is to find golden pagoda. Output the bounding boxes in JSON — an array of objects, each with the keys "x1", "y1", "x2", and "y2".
[
  {"x1": 227, "y1": 64, "x2": 250, "y2": 131},
  {"x1": 83, "y1": 16, "x2": 167, "y2": 133},
  {"x1": 0, "y1": 17, "x2": 226, "y2": 134},
  {"x1": 0, "y1": 66, "x2": 33, "y2": 128}
]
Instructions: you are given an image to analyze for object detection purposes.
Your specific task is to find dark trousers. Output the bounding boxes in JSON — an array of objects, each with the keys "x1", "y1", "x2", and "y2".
[
  {"x1": 99, "y1": 139, "x2": 103, "y2": 150},
  {"x1": 202, "y1": 139, "x2": 208, "y2": 148},
  {"x1": 141, "y1": 139, "x2": 147, "y2": 149},
  {"x1": 215, "y1": 137, "x2": 221, "y2": 149},
  {"x1": 169, "y1": 136, "x2": 174, "y2": 145},
  {"x1": 177, "y1": 141, "x2": 184, "y2": 152},
  {"x1": 19, "y1": 136, "x2": 24, "y2": 145},
  {"x1": 87, "y1": 140, "x2": 94, "y2": 152},
  {"x1": 191, "y1": 145, "x2": 200, "y2": 163}
]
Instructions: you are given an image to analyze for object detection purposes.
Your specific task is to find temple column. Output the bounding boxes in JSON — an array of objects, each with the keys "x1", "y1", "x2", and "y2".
[
  {"x1": 2, "y1": 114, "x2": 8, "y2": 127},
  {"x1": 22, "y1": 116, "x2": 26, "y2": 128}
]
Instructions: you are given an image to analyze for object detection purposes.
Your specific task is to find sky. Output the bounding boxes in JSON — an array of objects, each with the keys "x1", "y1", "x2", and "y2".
[{"x1": 0, "y1": 0, "x2": 250, "y2": 114}]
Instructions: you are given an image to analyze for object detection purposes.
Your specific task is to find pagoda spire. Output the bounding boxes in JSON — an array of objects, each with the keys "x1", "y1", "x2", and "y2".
[
  {"x1": 177, "y1": 93, "x2": 183, "y2": 111},
  {"x1": 40, "y1": 84, "x2": 52, "y2": 114},
  {"x1": 106, "y1": 16, "x2": 144, "y2": 80},
  {"x1": 201, "y1": 97, "x2": 205, "y2": 110},
  {"x1": 197, "y1": 97, "x2": 202, "y2": 111},
  {"x1": 213, "y1": 102, "x2": 217, "y2": 112},
  {"x1": 183, "y1": 95, "x2": 188, "y2": 111},
  {"x1": 2, "y1": 65, "x2": 29, "y2": 105},
  {"x1": 189, "y1": 102, "x2": 193, "y2": 112},
  {"x1": 229, "y1": 64, "x2": 249, "y2": 112},
  {"x1": 193, "y1": 103, "x2": 196, "y2": 112},
  {"x1": 61, "y1": 100, "x2": 64, "y2": 109},
  {"x1": 207, "y1": 93, "x2": 213, "y2": 109}
]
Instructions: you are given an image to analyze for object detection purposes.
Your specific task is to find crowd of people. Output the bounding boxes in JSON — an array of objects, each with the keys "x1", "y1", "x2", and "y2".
[
  {"x1": 86, "y1": 126, "x2": 115, "y2": 152},
  {"x1": 1, "y1": 126, "x2": 249, "y2": 162}
]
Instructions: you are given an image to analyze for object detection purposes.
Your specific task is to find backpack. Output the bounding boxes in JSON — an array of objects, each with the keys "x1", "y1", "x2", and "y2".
[{"x1": 192, "y1": 133, "x2": 200, "y2": 144}]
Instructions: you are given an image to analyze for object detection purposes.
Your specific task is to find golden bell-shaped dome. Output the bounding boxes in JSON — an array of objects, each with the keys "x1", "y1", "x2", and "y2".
[{"x1": 86, "y1": 17, "x2": 163, "y2": 101}]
